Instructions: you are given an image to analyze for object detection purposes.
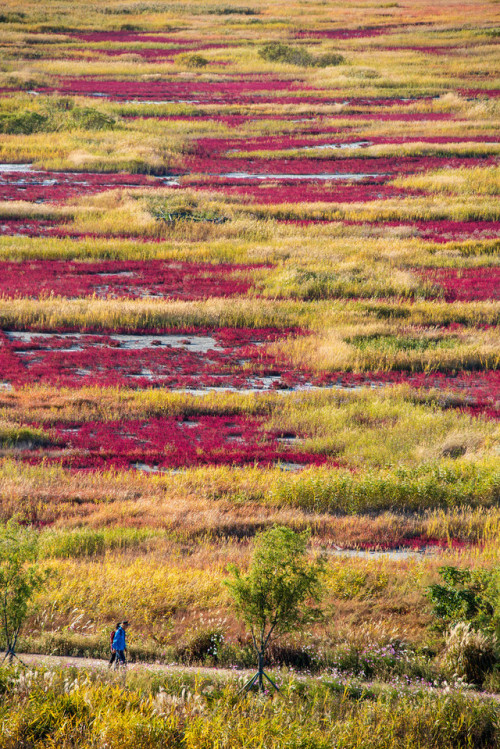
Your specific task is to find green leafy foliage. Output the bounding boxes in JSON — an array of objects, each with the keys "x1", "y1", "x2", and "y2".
[
  {"x1": 178, "y1": 53, "x2": 209, "y2": 68},
  {"x1": 0, "y1": 103, "x2": 116, "y2": 135},
  {"x1": 175, "y1": 624, "x2": 225, "y2": 664},
  {"x1": 0, "y1": 520, "x2": 48, "y2": 659},
  {"x1": 259, "y1": 42, "x2": 344, "y2": 67},
  {"x1": 427, "y1": 565, "x2": 498, "y2": 632},
  {"x1": 208, "y1": 6, "x2": 259, "y2": 14},
  {"x1": 0, "y1": 111, "x2": 48, "y2": 134},
  {"x1": 316, "y1": 52, "x2": 345, "y2": 67},
  {"x1": 69, "y1": 107, "x2": 116, "y2": 130},
  {"x1": 0, "y1": 422, "x2": 56, "y2": 448},
  {"x1": 348, "y1": 333, "x2": 460, "y2": 353},
  {"x1": 259, "y1": 42, "x2": 315, "y2": 66},
  {"x1": 226, "y1": 526, "x2": 326, "y2": 664}
]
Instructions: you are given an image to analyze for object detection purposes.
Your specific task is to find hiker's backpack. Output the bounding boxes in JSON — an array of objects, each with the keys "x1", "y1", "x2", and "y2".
[{"x1": 110, "y1": 630, "x2": 116, "y2": 648}]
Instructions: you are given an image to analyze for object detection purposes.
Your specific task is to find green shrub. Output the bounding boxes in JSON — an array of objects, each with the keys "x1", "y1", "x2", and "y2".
[
  {"x1": 315, "y1": 52, "x2": 345, "y2": 67},
  {"x1": 270, "y1": 462, "x2": 500, "y2": 514},
  {"x1": 69, "y1": 107, "x2": 116, "y2": 131},
  {"x1": 330, "y1": 641, "x2": 436, "y2": 683},
  {"x1": 427, "y1": 566, "x2": 497, "y2": 631},
  {"x1": 0, "y1": 112, "x2": 48, "y2": 134},
  {"x1": 178, "y1": 53, "x2": 209, "y2": 68},
  {"x1": 0, "y1": 423, "x2": 55, "y2": 448},
  {"x1": 208, "y1": 6, "x2": 259, "y2": 14},
  {"x1": 259, "y1": 42, "x2": 344, "y2": 68},
  {"x1": 0, "y1": 12, "x2": 25, "y2": 22},
  {"x1": 259, "y1": 42, "x2": 315, "y2": 67}
]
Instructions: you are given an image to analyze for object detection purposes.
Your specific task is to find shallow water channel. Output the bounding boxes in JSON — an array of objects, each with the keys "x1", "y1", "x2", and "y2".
[{"x1": 6, "y1": 331, "x2": 221, "y2": 353}]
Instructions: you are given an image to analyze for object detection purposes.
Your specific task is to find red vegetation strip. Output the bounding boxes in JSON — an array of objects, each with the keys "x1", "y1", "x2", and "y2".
[
  {"x1": 408, "y1": 220, "x2": 500, "y2": 242},
  {"x1": 25, "y1": 415, "x2": 331, "y2": 470},
  {"x1": 185, "y1": 153, "x2": 496, "y2": 175},
  {"x1": 194, "y1": 135, "x2": 498, "y2": 156},
  {"x1": 40, "y1": 78, "x2": 429, "y2": 107},
  {"x1": 0, "y1": 169, "x2": 170, "y2": 203},
  {"x1": 0, "y1": 219, "x2": 65, "y2": 237},
  {"x1": 0, "y1": 260, "x2": 259, "y2": 300},
  {"x1": 43, "y1": 77, "x2": 301, "y2": 102},
  {"x1": 418, "y1": 267, "x2": 500, "y2": 302},
  {"x1": 380, "y1": 45, "x2": 467, "y2": 55},
  {"x1": 186, "y1": 178, "x2": 405, "y2": 204},
  {"x1": 0, "y1": 328, "x2": 308, "y2": 390},
  {"x1": 458, "y1": 89, "x2": 500, "y2": 98},
  {"x1": 67, "y1": 32, "x2": 224, "y2": 44},
  {"x1": 0, "y1": 151, "x2": 494, "y2": 204}
]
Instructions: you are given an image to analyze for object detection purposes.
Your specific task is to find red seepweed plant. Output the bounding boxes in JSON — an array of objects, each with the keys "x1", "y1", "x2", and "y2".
[
  {"x1": 417, "y1": 267, "x2": 500, "y2": 302},
  {"x1": 0, "y1": 260, "x2": 260, "y2": 300},
  {"x1": 22, "y1": 414, "x2": 334, "y2": 470}
]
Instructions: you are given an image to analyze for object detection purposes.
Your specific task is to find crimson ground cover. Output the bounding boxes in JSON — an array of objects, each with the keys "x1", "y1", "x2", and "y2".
[
  {"x1": 22, "y1": 415, "x2": 330, "y2": 470},
  {"x1": 418, "y1": 267, "x2": 500, "y2": 302},
  {"x1": 380, "y1": 45, "x2": 472, "y2": 55},
  {"x1": 185, "y1": 177, "x2": 405, "y2": 203},
  {"x1": 194, "y1": 135, "x2": 498, "y2": 155},
  {"x1": 0, "y1": 260, "x2": 259, "y2": 299},
  {"x1": 5, "y1": 157, "x2": 493, "y2": 207},
  {"x1": 66, "y1": 32, "x2": 225, "y2": 44},
  {"x1": 0, "y1": 0, "x2": 499, "y2": 707},
  {"x1": 0, "y1": 219, "x2": 64, "y2": 237},
  {"x1": 0, "y1": 152, "x2": 492, "y2": 205},
  {"x1": 458, "y1": 88, "x2": 500, "y2": 98},
  {"x1": 185, "y1": 154, "x2": 495, "y2": 174},
  {"x1": 0, "y1": 168, "x2": 169, "y2": 202},
  {"x1": 40, "y1": 78, "x2": 430, "y2": 107},
  {"x1": 0, "y1": 7, "x2": 498, "y2": 492},
  {"x1": 43, "y1": 77, "x2": 302, "y2": 102},
  {"x1": 0, "y1": 327, "x2": 307, "y2": 390},
  {"x1": 405, "y1": 220, "x2": 500, "y2": 242}
]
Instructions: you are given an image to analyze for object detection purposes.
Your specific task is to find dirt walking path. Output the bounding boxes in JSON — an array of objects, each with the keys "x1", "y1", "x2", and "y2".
[{"x1": 15, "y1": 652, "x2": 253, "y2": 680}]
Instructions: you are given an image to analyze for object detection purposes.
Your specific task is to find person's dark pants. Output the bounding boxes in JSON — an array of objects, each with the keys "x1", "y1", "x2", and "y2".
[
  {"x1": 115, "y1": 650, "x2": 126, "y2": 665},
  {"x1": 109, "y1": 651, "x2": 116, "y2": 666}
]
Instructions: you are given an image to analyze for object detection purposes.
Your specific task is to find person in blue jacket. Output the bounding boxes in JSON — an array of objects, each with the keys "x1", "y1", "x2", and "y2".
[
  {"x1": 109, "y1": 622, "x2": 121, "y2": 667},
  {"x1": 112, "y1": 620, "x2": 129, "y2": 666}
]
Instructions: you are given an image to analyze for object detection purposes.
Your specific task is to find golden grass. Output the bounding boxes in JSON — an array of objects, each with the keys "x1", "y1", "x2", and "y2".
[
  {"x1": 25, "y1": 531, "x2": 499, "y2": 643},
  {"x1": 394, "y1": 166, "x2": 500, "y2": 196}
]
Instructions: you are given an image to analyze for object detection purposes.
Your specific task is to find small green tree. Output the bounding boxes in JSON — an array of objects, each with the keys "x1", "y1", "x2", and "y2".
[
  {"x1": 226, "y1": 525, "x2": 327, "y2": 692},
  {"x1": 427, "y1": 566, "x2": 496, "y2": 632},
  {"x1": 0, "y1": 520, "x2": 47, "y2": 663}
]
